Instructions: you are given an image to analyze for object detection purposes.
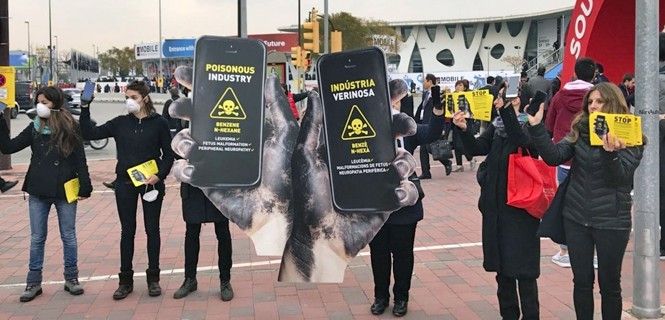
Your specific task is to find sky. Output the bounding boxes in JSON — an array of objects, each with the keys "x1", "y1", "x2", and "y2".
[{"x1": 7, "y1": 0, "x2": 574, "y2": 56}]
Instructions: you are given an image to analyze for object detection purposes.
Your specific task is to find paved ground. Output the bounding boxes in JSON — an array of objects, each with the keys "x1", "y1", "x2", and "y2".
[{"x1": 0, "y1": 154, "x2": 664, "y2": 320}]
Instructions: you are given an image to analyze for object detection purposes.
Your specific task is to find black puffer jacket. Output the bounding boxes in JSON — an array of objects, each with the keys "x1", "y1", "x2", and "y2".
[
  {"x1": 0, "y1": 120, "x2": 92, "y2": 199},
  {"x1": 529, "y1": 119, "x2": 643, "y2": 230}
]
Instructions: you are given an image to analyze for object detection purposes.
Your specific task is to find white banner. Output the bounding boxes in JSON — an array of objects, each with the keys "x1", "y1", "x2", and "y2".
[
  {"x1": 537, "y1": 18, "x2": 558, "y2": 62},
  {"x1": 135, "y1": 43, "x2": 162, "y2": 60},
  {"x1": 390, "y1": 71, "x2": 518, "y2": 93}
]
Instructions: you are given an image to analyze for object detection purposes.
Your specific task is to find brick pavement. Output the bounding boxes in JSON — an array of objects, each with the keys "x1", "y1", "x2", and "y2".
[{"x1": 0, "y1": 156, "x2": 663, "y2": 320}]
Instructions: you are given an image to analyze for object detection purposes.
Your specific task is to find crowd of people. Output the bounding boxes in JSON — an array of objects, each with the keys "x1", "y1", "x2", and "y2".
[{"x1": 0, "y1": 35, "x2": 663, "y2": 320}]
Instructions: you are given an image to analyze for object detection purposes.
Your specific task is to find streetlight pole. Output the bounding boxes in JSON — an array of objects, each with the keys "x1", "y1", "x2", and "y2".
[
  {"x1": 53, "y1": 35, "x2": 58, "y2": 84},
  {"x1": 158, "y1": 0, "x2": 163, "y2": 85},
  {"x1": 48, "y1": 0, "x2": 53, "y2": 84},
  {"x1": 483, "y1": 46, "x2": 491, "y2": 77},
  {"x1": 323, "y1": 0, "x2": 329, "y2": 54},
  {"x1": 632, "y1": 0, "x2": 661, "y2": 317},
  {"x1": 238, "y1": 0, "x2": 247, "y2": 37},
  {"x1": 24, "y1": 21, "x2": 31, "y2": 82}
]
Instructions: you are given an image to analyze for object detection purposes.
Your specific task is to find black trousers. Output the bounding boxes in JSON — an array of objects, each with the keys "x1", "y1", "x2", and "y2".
[
  {"x1": 496, "y1": 274, "x2": 539, "y2": 320},
  {"x1": 184, "y1": 220, "x2": 232, "y2": 281},
  {"x1": 419, "y1": 145, "x2": 449, "y2": 175},
  {"x1": 115, "y1": 180, "x2": 165, "y2": 272},
  {"x1": 452, "y1": 125, "x2": 473, "y2": 166},
  {"x1": 369, "y1": 223, "x2": 417, "y2": 302},
  {"x1": 564, "y1": 218, "x2": 630, "y2": 320}
]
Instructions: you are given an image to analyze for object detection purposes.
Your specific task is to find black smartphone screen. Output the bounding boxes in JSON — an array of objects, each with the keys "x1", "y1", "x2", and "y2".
[
  {"x1": 317, "y1": 47, "x2": 399, "y2": 213},
  {"x1": 189, "y1": 36, "x2": 266, "y2": 188},
  {"x1": 594, "y1": 114, "x2": 608, "y2": 137},
  {"x1": 528, "y1": 90, "x2": 547, "y2": 116}
]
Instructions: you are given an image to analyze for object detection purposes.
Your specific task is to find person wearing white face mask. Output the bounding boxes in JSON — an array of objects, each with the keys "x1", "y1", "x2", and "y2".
[
  {"x1": 0, "y1": 86, "x2": 92, "y2": 302},
  {"x1": 79, "y1": 80, "x2": 174, "y2": 300}
]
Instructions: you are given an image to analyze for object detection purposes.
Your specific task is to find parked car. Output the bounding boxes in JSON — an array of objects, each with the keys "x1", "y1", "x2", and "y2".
[
  {"x1": 15, "y1": 81, "x2": 34, "y2": 117},
  {"x1": 62, "y1": 88, "x2": 82, "y2": 108}
]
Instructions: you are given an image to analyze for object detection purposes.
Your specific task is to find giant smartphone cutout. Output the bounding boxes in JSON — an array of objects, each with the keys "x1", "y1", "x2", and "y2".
[
  {"x1": 190, "y1": 36, "x2": 266, "y2": 187},
  {"x1": 317, "y1": 47, "x2": 399, "y2": 213}
]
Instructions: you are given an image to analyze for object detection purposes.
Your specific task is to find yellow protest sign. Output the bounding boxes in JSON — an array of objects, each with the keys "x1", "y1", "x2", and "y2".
[
  {"x1": 126, "y1": 159, "x2": 159, "y2": 187},
  {"x1": 443, "y1": 90, "x2": 493, "y2": 122},
  {"x1": 0, "y1": 66, "x2": 16, "y2": 109},
  {"x1": 64, "y1": 178, "x2": 80, "y2": 203},
  {"x1": 589, "y1": 112, "x2": 642, "y2": 146}
]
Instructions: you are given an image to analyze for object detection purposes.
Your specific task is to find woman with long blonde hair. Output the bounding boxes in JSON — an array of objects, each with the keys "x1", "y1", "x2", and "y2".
[{"x1": 527, "y1": 82, "x2": 643, "y2": 319}]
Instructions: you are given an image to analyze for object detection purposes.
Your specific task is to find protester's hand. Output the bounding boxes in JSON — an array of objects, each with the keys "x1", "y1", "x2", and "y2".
[
  {"x1": 278, "y1": 92, "x2": 418, "y2": 283},
  {"x1": 80, "y1": 95, "x2": 94, "y2": 107},
  {"x1": 145, "y1": 175, "x2": 160, "y2": 186},
  {"x1": 452, "y1": 111, "x2": 467, "y2": 131},
  {"x1": 170, "y1": 66, "x2": 299, "y2": 256},
  {"x1": 602, "y1": 132, "x2": 626, "y2": 152},
  {"x1": 493, "y1": 88, "x2": 505, "y2": 110},
  {"x1": 527, "y1": 103, "x2": 545, "y2": 126}
]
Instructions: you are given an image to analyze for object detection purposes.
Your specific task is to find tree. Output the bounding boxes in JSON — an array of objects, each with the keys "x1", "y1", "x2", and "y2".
[
  {"x1": 326, "y1": 12, "x2": 399, "y2": 53},
  {"x1": 98, "y1": 47, "x2": 142, "y2": 77},
  {"x1": 502, "y1": 55, "x2": 526, "y2": 73}
]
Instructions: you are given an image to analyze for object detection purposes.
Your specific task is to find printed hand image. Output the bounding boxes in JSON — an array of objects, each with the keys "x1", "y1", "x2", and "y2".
[
  {"x1": 130, "y1": 169, "x2": 146, "y2": 183},
  {"x1": 457, "y1": 95, "x2": 473, "y2": 118},
  {"x1": 170, "y1": 66, "x2": 418, "y2": 282},
  {"x1": 170, "y1": 66, "x2": 299, "y2": 257},
  {"x1": 593, "y1": 114, "x2": 609, "y2": 137}
]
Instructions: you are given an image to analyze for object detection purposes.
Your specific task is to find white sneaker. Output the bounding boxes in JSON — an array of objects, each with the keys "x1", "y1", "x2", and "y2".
[{"x1": 552, "y1": 253, "x2": 571, "y2": 268}]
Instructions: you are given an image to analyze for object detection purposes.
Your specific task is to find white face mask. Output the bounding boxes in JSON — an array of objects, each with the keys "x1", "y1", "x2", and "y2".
[
  {"x1": 36, "y1": 103, "x2": 52, "y2": 118},
  {"x1": 125, "y1": 98, "x2": 141, "y2": 114},
  {"x1": 143, "y1": 184, "x2": 159, "y2": 202}
]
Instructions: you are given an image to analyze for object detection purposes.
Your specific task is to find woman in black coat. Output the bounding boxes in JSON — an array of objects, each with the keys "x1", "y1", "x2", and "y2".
[
  {"x1": 453, "y1": 90, "x2": 541, "y2": 320},
  {"x1": 527, "y1": 83, "x2": 643, "y2": 320},
  {"x1": 168, "y1": 95, "x2": 234, "y2": 301},
  {"x1": 369, "y1": 79, "x2": 444, "y2": 317},
  {"x1": 0, "y1": 86, "x2": 92, "y2": 302}
]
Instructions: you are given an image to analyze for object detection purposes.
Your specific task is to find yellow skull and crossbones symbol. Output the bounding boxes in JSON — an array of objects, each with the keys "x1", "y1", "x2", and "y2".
[
  {"x1": 347, "y1": 118, "x2": 369, "y2": 136},
  {"x1": 220, "y1": 99, "x2": 240, "y2": 116}
]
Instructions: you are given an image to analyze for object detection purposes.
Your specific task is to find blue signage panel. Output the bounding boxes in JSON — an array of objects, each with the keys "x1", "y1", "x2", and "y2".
[{"x1": 162, "y1": 39, "x2": 196, "y2": 58}]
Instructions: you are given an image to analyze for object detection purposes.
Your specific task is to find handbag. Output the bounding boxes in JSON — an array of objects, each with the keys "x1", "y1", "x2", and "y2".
[
  {"x1": 537, "y1": 176, "x2": 570, "y2": 245},
  {"x1": 428, "y1": 130, "x2": 453, "y2": 161},
  {"x1": 506, "y1": 148, "x2": 557, "y2": 219}
]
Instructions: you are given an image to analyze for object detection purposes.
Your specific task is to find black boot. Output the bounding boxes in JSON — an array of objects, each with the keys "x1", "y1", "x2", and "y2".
[
  {"x1": 112, "y1": 271, "x2": 133, "y2": 300},
  {"x1": 0, "y1": 179, "x2": 18, "y2": 193},
  {"x1": 370, "y1": 297, "x2": 389, "y2": 315},
  {"x1": 173, "y1": 278, "x2": 197, "y2": 299},
  {"x1": 220, "y1": 280, "x2": 234, "y2": 301},
  {"x1": 146, "y1": 269, "x2": 161, "y2": 297},
  {"x1": 392, "y1": 300, "x2": 408, "y2": 317}
]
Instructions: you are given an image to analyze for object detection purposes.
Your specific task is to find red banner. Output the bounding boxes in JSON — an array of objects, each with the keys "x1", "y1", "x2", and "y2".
[
  {"x1": 561, "y1": 0, "x2": 665, "y2": 84},
  {"x1": 249, "y1": 33, "x2": 299, "y2": 53}
]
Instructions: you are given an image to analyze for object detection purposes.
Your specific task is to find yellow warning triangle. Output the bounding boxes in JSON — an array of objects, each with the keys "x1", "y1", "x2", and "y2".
[
  {"x1": 341, "y1": 105, "x2": 377, "y2": 141},
  {"x1": 210, "y1": 87, "x2": 247, "y2": 120}
]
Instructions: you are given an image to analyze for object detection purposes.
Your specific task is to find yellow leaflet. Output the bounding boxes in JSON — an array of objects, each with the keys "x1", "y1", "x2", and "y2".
[
  {"x1": 443, "y1": 90, "x2": 493, "y2": 122},
  {"x1": 126, "y1": 159, "x2": 159, "y2": 187},
  {"x1": 589, "y1": 112, "x2": 643, "y2": 146},
  {"x1": 64, "y1": 178, "x2": 79, "y2": 204}
]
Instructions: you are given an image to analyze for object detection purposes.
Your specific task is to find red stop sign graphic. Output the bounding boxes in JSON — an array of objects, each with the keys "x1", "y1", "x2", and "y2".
[{"x1": 0, "y1": 74, "x2": 5, "y2": 87}]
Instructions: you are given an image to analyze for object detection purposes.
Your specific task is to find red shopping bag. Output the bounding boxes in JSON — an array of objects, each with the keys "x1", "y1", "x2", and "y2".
[{"x1": 506, "y1": 149, "x2": 557, "y2": 219}]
